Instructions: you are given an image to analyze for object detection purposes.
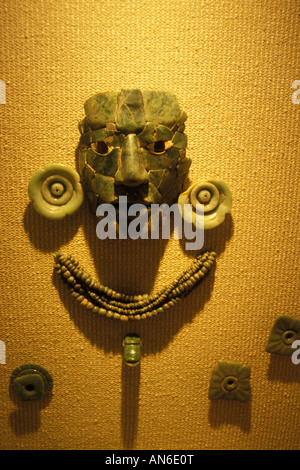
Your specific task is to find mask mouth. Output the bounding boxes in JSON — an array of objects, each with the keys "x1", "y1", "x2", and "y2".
[
  {"x1": 114, "y1": 185, "x2": 151, "y2": 208},
  {"x1": 113, "y1": 198, "x2": 150, "y2": 207},
  {"x1": 113, "y1": 201, "x2": 151, "y2": 220},
  {"x1": 111, "y1": 196, "x2": 151, "y2": 223}
]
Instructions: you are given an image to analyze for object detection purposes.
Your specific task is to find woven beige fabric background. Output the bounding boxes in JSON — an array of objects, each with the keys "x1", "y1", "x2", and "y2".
[{"x1": 0, "y1": 0, "x2": 299, "y2": 450}]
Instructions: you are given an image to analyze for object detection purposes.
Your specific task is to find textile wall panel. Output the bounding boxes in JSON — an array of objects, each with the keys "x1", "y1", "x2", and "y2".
[{"x1": 0, "y1": 0, "x2": 299, "y2": 450}]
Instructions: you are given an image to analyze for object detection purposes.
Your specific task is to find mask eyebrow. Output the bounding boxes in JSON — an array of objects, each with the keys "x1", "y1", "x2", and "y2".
[
  {"x1": 91, "y1": 128, "x2": 107, "y2": 143},
  {"x1": 80, "y1": 127, "x2": 120, "y2": 147},
  {"x1": 138, "y1": 122, "x2": 174, "y2": 147},
  {"x1": 154, "y1": 125, "x2": 173, "y2": 141}
]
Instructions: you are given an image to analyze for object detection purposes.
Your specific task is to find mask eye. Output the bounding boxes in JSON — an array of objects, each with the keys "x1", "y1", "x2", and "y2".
[
  {"x1": 91, "y1": 141, "x2": 110, "y2": 155},
  {"x1": 147, "y1": 141, "x2": 172, "y2": 154}
]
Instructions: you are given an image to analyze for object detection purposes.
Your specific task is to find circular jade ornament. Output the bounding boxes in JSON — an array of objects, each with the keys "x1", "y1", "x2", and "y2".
[
  {"x1": 28, "y1": 164, "x2": 84, "y2": 219},
  {"x1": 178, "y1": 178, "x2": 232, "y2": 229},
  {"x1": 10, "y1": 364, "x2": 53, "y2": 402}
]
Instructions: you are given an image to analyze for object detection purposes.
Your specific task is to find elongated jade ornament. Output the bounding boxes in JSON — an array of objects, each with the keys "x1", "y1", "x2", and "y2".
[{"x1": 123, "y1": 335, "x2": 141, "y2": 366}]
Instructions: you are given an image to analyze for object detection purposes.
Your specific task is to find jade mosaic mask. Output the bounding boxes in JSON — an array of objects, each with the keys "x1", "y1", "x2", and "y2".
[{"x1": 77, "y1": 89, "x2": 191, "y2": 213}]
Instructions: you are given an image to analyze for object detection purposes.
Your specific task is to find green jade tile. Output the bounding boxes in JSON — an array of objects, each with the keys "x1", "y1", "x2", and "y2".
[
  {"x1": 266, "y1": 315, "x2": 300, "y2": 355},
  {"x1": 87, "y1": 148, "x2": 119, "y2": 176},
  {"x1": 155, "y1": 125, "x2": 174, "y2": 142},
  {"x1": 137, "y1": 122, "x2": 157, "y2": 146},
  {"x1": 172, "y1": 131, "x2": 188, "y2": 149},
  {"x1": 142, "y1": 90, "x2": 181, "y2": 127},
  {"x1": 116, "y1": 89, "x2": 146, "y2": 134},
  {"x1": 92, "y1": 173, "x2": 115, "y2": 199},
  {"x1": 209, "y1": 360, "x2": 251, "y2": 403},
  {"x1": 91, "y1": 128, "x2": 107, "y2": 143},
  {"x1": 84, "y1": 92, "x2": 118, "y2": 130}
]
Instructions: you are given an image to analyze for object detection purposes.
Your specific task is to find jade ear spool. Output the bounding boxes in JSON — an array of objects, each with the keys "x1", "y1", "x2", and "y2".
[{"x1": 77, "y1": 89, "x2": 191, "y2": 213}]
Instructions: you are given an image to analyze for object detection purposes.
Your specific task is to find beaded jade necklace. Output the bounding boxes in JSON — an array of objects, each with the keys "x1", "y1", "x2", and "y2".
[{"x1": 54, "y1": 251, "x2": 216, "y2": 321}]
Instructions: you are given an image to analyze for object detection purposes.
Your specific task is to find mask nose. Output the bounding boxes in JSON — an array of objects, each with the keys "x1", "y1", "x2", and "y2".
[{"x1": 115, "y1": 134, "x2": 149, "y2": 187}]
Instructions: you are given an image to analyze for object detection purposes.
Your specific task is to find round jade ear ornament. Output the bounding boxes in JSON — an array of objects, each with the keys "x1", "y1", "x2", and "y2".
[
  {"x1": 178, "y1": 178, "x2": 232, "y2": 229},
  {"x1": 28, "y1": 164, "x2": 84, "y2": 219}
]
